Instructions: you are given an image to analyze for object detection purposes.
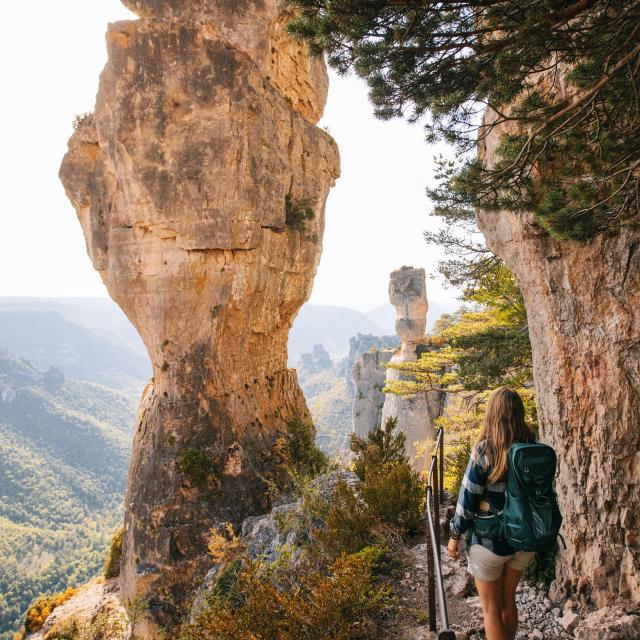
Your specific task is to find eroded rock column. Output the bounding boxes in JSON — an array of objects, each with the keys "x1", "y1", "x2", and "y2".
[
  {"x1": 478, "y1": 112, "x2": 639, "y2": 607},
  {"x1": 381, "y1": 267, "x2": 442, "y2": 471},
  {"x1": 60, "y1": 1, "x2": 339, "y2": 635},
  {"x1": 352, "y1": 349, "x2": 393, "y2": 437}
]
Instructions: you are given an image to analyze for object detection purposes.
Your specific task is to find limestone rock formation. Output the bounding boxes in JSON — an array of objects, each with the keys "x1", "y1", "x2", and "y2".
[
  {"x1": 380, "y1": 267, "x2": 443, "y2": 471},
  {"x1": 477, "y1": 100, "x2": 639, "y2": 605},
  {"x1": 345, "y1": 332, "x2": 398, "y2": 395},
  {"x1": 59, "y1": 1, "x2": 339, "y2": 636},
  {"x1": 190, "y1": 469, "x2": 359, "y2": 621},
  {"x1": 388, "y1": 266, "x2": 428, "y2": 358},
  {"x1": 298, "y1": 343, "x2": 332, "y2": 374},
  {"x1": 352, "y1": 348, "x2": 393, "y2": 437},
  {"x1": 574, "y1": 606, "x2": 640, "y2": 640},
  {"x1": 25, "y1": 579, "x2": 131, "y2": 640}
]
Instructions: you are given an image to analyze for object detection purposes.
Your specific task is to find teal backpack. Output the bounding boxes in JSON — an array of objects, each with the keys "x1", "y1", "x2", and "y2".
[{"x1": 472, "y1": 442, "x2": 563, "y2": 552}]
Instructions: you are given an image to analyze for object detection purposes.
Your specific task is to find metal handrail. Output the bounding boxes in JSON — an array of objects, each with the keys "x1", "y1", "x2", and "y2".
[{"x1": 425, "y1": 427, "x2": 456, "y2": 640}]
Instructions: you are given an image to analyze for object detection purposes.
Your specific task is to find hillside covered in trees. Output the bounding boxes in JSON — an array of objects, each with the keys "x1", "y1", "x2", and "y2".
[{"x1": 0, "y1": 348, "x2": 137, "y2": 640}]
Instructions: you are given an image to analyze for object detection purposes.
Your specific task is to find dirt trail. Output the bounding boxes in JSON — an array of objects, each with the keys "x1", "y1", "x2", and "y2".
[{"x1": 396, "y1": 532, "x2": 577, "y2": 640}]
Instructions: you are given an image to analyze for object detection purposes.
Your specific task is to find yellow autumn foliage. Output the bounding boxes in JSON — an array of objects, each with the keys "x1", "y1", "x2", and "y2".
[{"x1": 23, "y1": 586, "x2": 78, "y2": 633}]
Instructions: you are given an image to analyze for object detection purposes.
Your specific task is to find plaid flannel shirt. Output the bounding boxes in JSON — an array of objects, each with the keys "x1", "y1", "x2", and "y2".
[{"x1": 450, "y1": 441, "x2": 515, "y2": 556}]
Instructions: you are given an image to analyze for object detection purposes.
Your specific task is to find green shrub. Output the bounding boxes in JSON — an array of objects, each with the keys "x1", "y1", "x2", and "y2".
[
  {"x1": 207, "y1": 559, "x2": 244, "y2": 608},
  {"x1": 350, "y1": 417, "x2": 407, "y2": 481},
  {"x1": 310, "y1": 478, "x2": 377, "y2": 560},
  {"x1": 285, "y1": 194, "x2": 315, "y2": 230},
  {"x1": 181, "y1": 546, "x2": 396, "y2": 640},
  {"x1": 285, "y1": 418, "x2": 329, "y2": 477},
  {"x1": 360, "y1": 461, "x2": 424, "y2": 535},
  {"x1": 104, "y1": 526, "x2": 124, "y2": 579},
  {"x1": 179, "y1": 448, "x2": 215, "y2": 486},
  {"x1": 263, "y1": 419, "x2": 330, "y2": 500},
  {"x1": 349, "y1": 417, "x2": 425, "y2": 535}
]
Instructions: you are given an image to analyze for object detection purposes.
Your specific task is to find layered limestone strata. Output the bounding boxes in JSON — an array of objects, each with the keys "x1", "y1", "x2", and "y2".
[
  {"x1": 478, "y1": 107, "x2": 639, "y2": 606},
  {"x1": 352, "y1": 348, "x2": 393, "y2": 437},
  {"x1": 60, "y1": 1, "x2": 339, "y2": 636},
  {"x1": 381, "y1": 267, "x2": 442, "y2": 471}
]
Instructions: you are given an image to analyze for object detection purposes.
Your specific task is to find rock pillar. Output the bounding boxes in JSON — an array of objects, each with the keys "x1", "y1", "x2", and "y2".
[
  {"x1": 352, "y1": 349, "x2": 393, "y2": 437},
  {"x1": 59, "y1": 1, "x2": 339, "y2": 635},
  {"x1": 381, "y1": 267, "x2": 442, "y2": 471}
]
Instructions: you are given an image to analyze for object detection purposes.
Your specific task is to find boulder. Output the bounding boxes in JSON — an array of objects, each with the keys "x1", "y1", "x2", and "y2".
[{"x1": 574, "y1": 607, "x2": 640, "y2": 640}]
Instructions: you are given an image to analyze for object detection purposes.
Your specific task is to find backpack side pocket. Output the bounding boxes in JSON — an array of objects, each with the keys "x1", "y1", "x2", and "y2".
[{"x1": 473, "y1": 510, "x2": 504, "y2": 540}]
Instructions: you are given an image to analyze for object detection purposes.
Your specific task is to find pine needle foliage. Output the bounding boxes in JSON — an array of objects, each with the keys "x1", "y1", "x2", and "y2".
[
  {"x1": 349, "y1": 416, "x2": 407, "y2": 480},
  {"x1": 359, "y1": 461, "x2": 424, "y2": 534},
  {"x1": 303, "y1": 478, "x2": 379, "y2": 560},
  {"x1": 285, "y1": 418, "x2": 330, "y2": 477},
  {"x1": 350, "y1": 418, "x2": 424, "y2": 535},
  {"x1": 288, "y1": 0, "x2": 640, "y2": 241},
  {"x1": 387, "y1": 262, "x2": 532, "y2": 395}
]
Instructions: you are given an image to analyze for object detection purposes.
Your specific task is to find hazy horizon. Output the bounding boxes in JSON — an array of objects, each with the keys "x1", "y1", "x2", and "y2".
[{"x1": 0, "y1": 294, "x2": 458, "y2": 317}]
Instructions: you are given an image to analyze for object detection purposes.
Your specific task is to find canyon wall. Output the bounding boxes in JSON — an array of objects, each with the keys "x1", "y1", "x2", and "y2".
[
  {"x1": 59, "y1": 1, "x2": 339, "y2": 635},
  {"x1": 478, "y1": 113, "x2": 639, "y2": 607}
]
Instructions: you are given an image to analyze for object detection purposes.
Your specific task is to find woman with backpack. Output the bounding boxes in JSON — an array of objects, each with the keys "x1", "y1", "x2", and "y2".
[{"x1": 447, "y1": 387, "x2": 557, "y2": 640}]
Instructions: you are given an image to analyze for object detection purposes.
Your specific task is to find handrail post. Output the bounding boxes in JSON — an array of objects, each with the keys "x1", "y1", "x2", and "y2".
[
  {"x1": 426, "y1": 428, "x2": 457, "y2": 639},
  {"x1": 439, "y1": 427, "x2": 445, "y2": 502},
  {"x1": 433, "y1": 455, "x2": 441, "y2": 562},
  {"x1": 426, "y1": 492, "x2": 437, "y2": 632}
]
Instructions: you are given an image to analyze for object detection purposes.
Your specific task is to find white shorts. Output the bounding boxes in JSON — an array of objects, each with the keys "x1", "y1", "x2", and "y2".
[{"x1": 467, "y1": 543, "x2": 535, "y2": 582}]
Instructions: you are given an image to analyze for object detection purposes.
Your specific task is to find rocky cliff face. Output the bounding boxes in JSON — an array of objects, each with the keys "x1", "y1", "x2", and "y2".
[
  {"x1": 59, "y1": 1, "x2": 339, "y2": 636},
  {"x1": 352, "y1": 349, "x2": 393, "y2": 437},
  {"x1": 478, "y1": 110, "x2": 639, "y2": 607},
  {"x1": 380, "y1": 267, "x2": 443, "y2": 471}
]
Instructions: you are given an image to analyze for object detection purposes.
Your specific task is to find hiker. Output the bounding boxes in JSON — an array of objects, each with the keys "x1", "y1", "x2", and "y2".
[{"x1": 447, "y1": 387, "x2": 538, "y2": 640}]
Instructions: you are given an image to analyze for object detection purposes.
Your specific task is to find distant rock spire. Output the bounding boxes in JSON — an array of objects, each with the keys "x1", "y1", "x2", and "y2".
[
  {"x1": 381, "y1": 266, "x2": 442, "y2": 471},
  {"x1": 388, "y1": 266, "x2": 428, "y2": 361}
]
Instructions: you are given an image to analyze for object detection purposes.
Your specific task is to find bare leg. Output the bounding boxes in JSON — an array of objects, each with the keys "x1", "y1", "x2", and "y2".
[
  {"x1": 501, "y1": 565, "x2": 524, "y2": 640},
  {"x1": 475, "y1": 575, "x2": 509, "y2": 640}
]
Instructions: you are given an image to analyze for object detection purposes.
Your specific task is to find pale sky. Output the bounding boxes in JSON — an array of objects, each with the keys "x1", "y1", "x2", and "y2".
[{"x1": 0, "y1": 2, "x2": 458, "y2": 313}]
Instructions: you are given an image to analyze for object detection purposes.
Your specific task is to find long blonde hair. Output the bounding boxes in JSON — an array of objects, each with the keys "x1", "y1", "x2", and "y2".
[{"x1": 476, "y1": 387, "x2": 535, "y2": 483}]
